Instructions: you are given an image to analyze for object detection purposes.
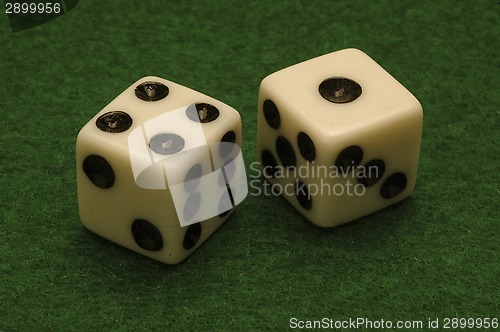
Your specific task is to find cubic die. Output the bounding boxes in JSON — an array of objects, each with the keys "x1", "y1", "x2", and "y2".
[
  {"x1": 77, "y1": 76, "x2": 246, "y2": 264},
  {"x1": 257, "y1": 48, "x2": 423, "y2": 227}
]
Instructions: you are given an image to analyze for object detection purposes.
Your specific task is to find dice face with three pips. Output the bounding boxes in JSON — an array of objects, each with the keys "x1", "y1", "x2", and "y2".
[
  {"x1": 77, "y1": 76, "x2": 246, "y2": 264},
  {"x1": 257, "y1": 48, "x2": 423, "y2": 227}
]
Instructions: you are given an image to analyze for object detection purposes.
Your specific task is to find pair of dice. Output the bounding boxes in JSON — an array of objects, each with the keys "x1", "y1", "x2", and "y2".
[{"x1": 76, "y1": 48, "x2": 423, "y2": 264}]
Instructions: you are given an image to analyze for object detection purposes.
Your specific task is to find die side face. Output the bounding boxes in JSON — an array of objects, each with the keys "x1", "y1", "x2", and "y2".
[
  {"x1": 257, "y1": 49, "x2": 423, "y2": 227},
  {"x1": 76, "y1": 76, "x2": 243, "y2": 264}
]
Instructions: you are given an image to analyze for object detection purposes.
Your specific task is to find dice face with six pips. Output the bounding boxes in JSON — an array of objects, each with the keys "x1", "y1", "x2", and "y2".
[
  {"x1": 76, "y1": 76, "x2": 246, "y2": 264},
  {"x1": 257, "y1": 48, "x2": 423, "y2": 227}
]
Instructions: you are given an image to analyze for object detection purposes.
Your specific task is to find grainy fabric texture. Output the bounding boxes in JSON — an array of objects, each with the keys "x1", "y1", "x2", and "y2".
[{"x1": 0, "y1": 1, "x2": 498, "y2": 330}]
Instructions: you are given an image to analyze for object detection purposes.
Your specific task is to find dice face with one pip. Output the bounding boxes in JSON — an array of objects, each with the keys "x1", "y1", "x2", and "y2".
[
  {"x1": 257, "y1": 48, "x2": 423, "y2": 227},
  {"x1": 76, "y1": 76, "x2": 246, "y2": 264}
]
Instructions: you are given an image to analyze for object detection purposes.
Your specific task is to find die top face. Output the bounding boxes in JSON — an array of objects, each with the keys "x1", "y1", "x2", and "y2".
[
  {"x1": 260, "y1": 48, "x2": 423, "y2": 137},
  {"x1": 78, "y1": 76, "x2": 241, "y2": 146}
]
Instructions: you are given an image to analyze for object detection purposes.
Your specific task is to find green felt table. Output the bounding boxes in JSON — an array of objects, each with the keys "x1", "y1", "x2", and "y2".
[{"x1": 1, "y1": 1, "x2": 498, "y2": 330}]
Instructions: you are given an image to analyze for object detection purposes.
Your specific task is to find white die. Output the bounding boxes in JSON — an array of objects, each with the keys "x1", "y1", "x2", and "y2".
[
  {"x1": 77, "y1": 76, "x2": 246, "y2": 264},
  {"x1": 257, "y1": 49, "x2": 423, "y2": 227}
]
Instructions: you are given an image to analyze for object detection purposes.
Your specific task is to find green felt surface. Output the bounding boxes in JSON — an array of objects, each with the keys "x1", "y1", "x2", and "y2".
[{"x1": 0, "y1": 1, "x2": 499, "y2": 330}]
